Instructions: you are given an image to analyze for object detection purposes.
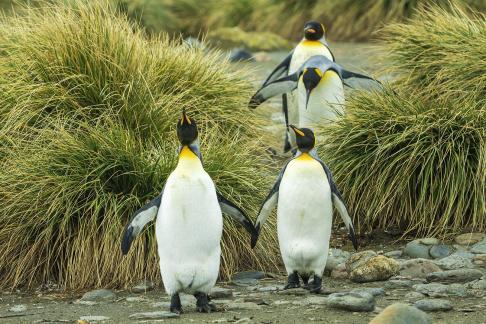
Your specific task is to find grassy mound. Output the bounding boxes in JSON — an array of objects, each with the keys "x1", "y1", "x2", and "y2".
[
  {"x1": 316, "y1": 5, "x2": 485, "y2": 236},
  {"x1": 208, "y1": 27, "x2": 292, "y2": 52},
  {"x1": 0, "y1": 0, "x2": 279, "y2": 289}
]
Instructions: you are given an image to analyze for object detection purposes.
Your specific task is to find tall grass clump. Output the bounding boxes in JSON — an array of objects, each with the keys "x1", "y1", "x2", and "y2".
[
  {"x1": 316, "y1": 4, "x2": 485, "y2": 236},
  {"x1": 0, "y1": 0, "x2": 279, "y2": 289}
]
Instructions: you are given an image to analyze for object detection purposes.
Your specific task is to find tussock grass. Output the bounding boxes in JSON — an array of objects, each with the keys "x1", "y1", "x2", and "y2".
[
  {"x1": 0, "y1": 0, "x2": 279, "y2": 289},
  {"x1": 316, "y1": 4, "x2": 486, "y2": 236}
]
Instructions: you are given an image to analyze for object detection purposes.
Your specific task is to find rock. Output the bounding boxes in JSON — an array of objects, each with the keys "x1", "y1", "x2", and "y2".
[
  {"x1": 385, "y1": 279, "x2": 413, "y2": 289},
  {"x1": 384, "y1": 250, "x2": 403, "y2": 259},
  {"x1": 74, "y1": 300, "x2": 98, "y2": 306},
  {"x1": 232, "y1": 271, "x2": 265, "y2": 281},
  {"x1": 473, "y1": 254, "x2": 486, "y2": 266},
  {"x1": 404, "y1": 240, "x2": 431, "y2": 259},
  {"x1": 234, "y1": 318, "x2": 252, "y2": 324},
  {"x1": 345, "y1": 250, "x2": 377, "y2": 273},
  {"x1": 326, "y1": 248, "x2": 351, "y2": 272},
  {"x1": 257, "y1": 285, "x2": 279, "y2": 292},
  {"x1": 125, "y1": 296, "x2": 146, "y2": 302},
  {"x1": 455, "y1": 233, "x2": 485, "y2": 245},
  {"x1": 418, "y1": 238, "x2": 440, "y2": 245},
  {"x1": 351, "y1": 287, "x2": 385, "y2": 297},
  {"x1": 277, "y1": 288, "x2": 308, "y2": 296},
  {"x1": 434, "y1": 252, "x2": 474, "y2": 270},
  {"x1": 405, "y1": 292, "x2": 426, "y2": 301},
  {"x1": 81, "y1": 289, "x2": 116, "y2": 301},
  {"x1": 466, "y1": 279, "x2": 486, "y2": 290},
  {"x1": 253, "y1": 52, "x2": 271, "y2": 62},
  {"x1": 471, "y1": 239, "x2": 486, "y2": 254},
  {"x1": 231, "y1": 278, "x2": 258, "y2": 286},
  {"x1": 79, "y1": 316, "x2": 110, "y2": 322},
  {"x1": 426, "y1": 269, "x2": 483, "y2": 283},
  {"x1": 9, "y1": 304, "x2": 27, "y2": 312},
  {"x1": 349, "y1": 255, "x2": 400, "y2": 283},
  {"x1": 399, "y1": 259, "x2": 442, "y2": 278},
  {"x1": 429, "y1": 245, "x2": 451, "y2": 259},
  {"x1": 210, "y1": 287, "x2": 233, "y2": 299},
  {"x1": 414, "y1": 299, "x2": 453, "y2": 312},
  {"x1": 330, "y1": 263, "x2": 348, "y2": 279},
  {"x1": 131, "y1": 280, "x2": 155, "y2": 293},
  {"x1": 413, "y1": 283, "x2": 468, "y2": 297},
  {"x1": 152, "y1": 301, "x2": 170, "y2": 308},
  {"x1": 369, "y1": 303, "x2": 431, "y2": 324},
  {"x1": 224, "y1": 302, "x2": 262, "y2": 310},
  {"x1": 228, "y1": 48, "x2": 254, "y2": 62},
  {"x1": 129, "y1": 311, "x2": 179, "y2": 319},
  {"x1": 294, "y1": 296, "x2": 328, "y2": 306},
  {"x1": 327, "y1": 292, "x2": 375, "y2": 312}
]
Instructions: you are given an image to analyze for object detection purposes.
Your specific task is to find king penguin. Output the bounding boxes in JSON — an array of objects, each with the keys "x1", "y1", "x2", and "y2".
[
  {"x1": 251, "y1": 125, "x2": 358, "y2": 293},
  {"x1": 121, "y1": 110, "x2": 257, "y2": 314},
  {"x1": 250, "y1": 21, "x2": 334, "y2": 152}
]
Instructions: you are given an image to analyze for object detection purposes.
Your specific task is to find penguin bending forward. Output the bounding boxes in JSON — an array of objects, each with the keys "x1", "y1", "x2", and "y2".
[
  {"x1": 251, "y1": 125, "x2": 358, "y2": 293},
  {"x1": 253, "y1": 21, "x2": 334, "y2": 152},
  {"x1": 121, "y1": 110, "x2": 257, "y2": 314}
]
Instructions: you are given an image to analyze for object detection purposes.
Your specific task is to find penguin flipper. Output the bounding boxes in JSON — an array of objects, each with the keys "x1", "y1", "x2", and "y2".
[
  {"x1": 217, "y1": 192, "x2": 257, "y2": 244},
  {"x1": 339, "y1": 68, "x2": 382, "y2": 87},
  {"x1": 121, "y1": 192, "x2": 163, "y2": 255},
  {"x1": 262, "y1": 51, "x2": 293, "y2": 86},
  {"x1": 248, "y1": 74, "x2": 298, "y2": 109}
]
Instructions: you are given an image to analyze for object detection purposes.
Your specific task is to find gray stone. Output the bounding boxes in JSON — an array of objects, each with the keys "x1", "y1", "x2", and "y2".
[
  {"x1": 426, "y1": 269, "x2": 483, "y2": 283},
  {"x1": 234, "y1": 318, "x2": 252, "y2": 324},
  {"x1": 129, "y1": 311, "x2": 179, "y2": 319},
  {"x1": 8, "y1": 304, "x2": 27, "y2": 312},
  {"x1": 369, "y1": 303, "x2": 431, "y2": 324},
  {"x1": 330, "y1": 263, "x2": 348, "y2": 279},
  {"x1": 228, "y1": 48, "x2": 254, "y2": 62},
  {"x1": 434, "y1": 252, "x2": 474, "y2": 270},
  {"x1": 327, "y1": 292, "x2": 375, "y2": 312},
  {"x1": 471, "y1": 239, "x2": 486, "y2": 254},
  {"x1": 224, "y1": 302, "x2": 262, "y2": 310},
  {"x1": 345, "y1": 250, "x2": 377, "y2": 273},
  {"x1": 232, "y1": 278, "x2": 258, "y2": 286},
  {"x1": 429, "y1": 245, "x2": 451, "y2": 259},
  {"x1": 405, "y1": 292, "x2": 426, "y2": 301},
  {"x1": 473, "y1": 254, "x2": 486, "y2": 266},
  {"x1": 400, "y1": 259, "x2": 442, "y2": 278},
  {"x1": 466, "y1": 279, "x2": 486, "y2": 290},
  {"x1": 417, "y1": 238, "x2": 440, "y2": 246},
  {"x1": 210, "y1": 287, "x2": 233, "y2": 299},
  {"x1": 455, "y1": 233, "x2": 485, "y2": 245},
  {"x1": 413, "y1": 283, "x2": 468, "y2": 297},
  {"x1": 277, "y1": 288, "x2": 308, "y2": 296},
  {"x1": 257, "y1": 285, "x2": 279, "y2": 292},
  {"x1": 404, "y1": 241, "x2": 431, "y2": 259},
  {"x1": 232, "y1": 271, "x2": 265, "y2": 281},
  {"x1": 74, "y1": 300, "x2": 98, "y2": 306},
  {"x1": 351, "y1": 287, "x2": 385, "y2": 297},
  {"x1": 414, "y1": 299, "x2": 453, "y2": 312},
  {"x1": 152, "y1": 301, "x2": 171, "y2": 308},
  {"x1": 131, "y1": 280, "x2": 155, "y2": 293},
  {"x1": 385, "y1": 279, "x2": 413, "y2": 289},
  {"x1": 384, "y1": 250, "x2": 403, "y2": 259},
  {"x1": 79, "y1": 316, "x2": 110, "y2": 322},
  {"x1": 349, "y1": 255, "x2": 400, "y2": 283},
  {"x1": 125, "y1": 296, "x2": 146, "y2": 302},
  {"x1": 294, "y1": 296, "x2": 328, "y2": 306},
  {"x1": 81, "y1": 289, "x2": 116, "y2": 301},
  {"x1": 325, "y1": 248, "x2": 351, "y2": 272}
]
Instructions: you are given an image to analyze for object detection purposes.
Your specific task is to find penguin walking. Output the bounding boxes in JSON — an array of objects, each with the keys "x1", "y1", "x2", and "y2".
[
  {"x1": 121, "y1": 110, "x2": 257, "y2": 314},
  {"x1": 251, "y1": 125, "x2": 358, "y2": 293},
  {"x1": 249, "y1": 55, "x2": 380, "y2": 138},
  {"x1": 253, "y1": 21, "x2": 334, "y2": 152}
]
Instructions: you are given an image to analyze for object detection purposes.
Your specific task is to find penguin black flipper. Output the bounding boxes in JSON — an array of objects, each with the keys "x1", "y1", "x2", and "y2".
[
  {"x1": 339, "y1": 68, "x2": 382, "y2": 87},
  {"x1": 311, "y1": 154, "x2": 358, "y2": 250},
  {"x1": 282, "y1": 93, "x2": 292, "y2": 153},
  {"x1": 252, "y1": 162, "x2": 290, "y2": 248},
  {"x1": 217, "y1": 192, "x2": 258, "y2": 244},
  {"x1": 248, "y1": 74, "x2": 299, "y2": 109},
  {"x1": 121, "y1": 192, "x2": 163, "y2": 255},
  {"x1": 262, "y1": 51, "x2": 293, "y2": 86}
]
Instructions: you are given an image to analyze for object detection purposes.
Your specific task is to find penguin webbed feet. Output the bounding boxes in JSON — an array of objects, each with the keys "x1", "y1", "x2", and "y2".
[
  {"x1": 283, "y1": 271, "x2": 300, "y2": 290},
  {"x1": 303, "y1": 275, "x2": 322, "y2": 294},
  {"x1": 195, "y1": 292, "x2": 217, "y2": 313},
  {"x1": 169, "y1": 293, "x2": 183, "y2": 314}
]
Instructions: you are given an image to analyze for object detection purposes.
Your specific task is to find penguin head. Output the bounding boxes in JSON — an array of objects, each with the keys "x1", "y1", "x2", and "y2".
[
  {"x1": 304, "y1": 21, "x2": 325, "y2": 41},
  {"x1": 301, "y1": 67, "x2": 323, "y2": 110},
  {"x1": 177, "y1": 109, "x2": 198, "y2": 145},
  {"x1": 289, "y1": 125, "x2": 315, "y2": 152}
]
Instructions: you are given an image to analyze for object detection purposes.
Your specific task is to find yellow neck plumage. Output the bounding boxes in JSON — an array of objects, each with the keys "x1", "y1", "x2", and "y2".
[{"x1": 177, "y1": 145, "x2": 202, "y2": 170}]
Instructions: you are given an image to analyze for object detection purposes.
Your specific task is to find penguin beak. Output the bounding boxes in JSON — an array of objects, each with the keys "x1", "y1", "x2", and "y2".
[
  {"x1": 181, "y1": 109, "x2": 191, "y2": 125},
  {"x1": 305, "y1": 88, "x2": 311, "y2": 111},
  {"x1": 289, "y1": 124, "x2": 305, "y2": 137},
  {"x1": 306, "y1": 28, "x2": 316, "y2": 34}
]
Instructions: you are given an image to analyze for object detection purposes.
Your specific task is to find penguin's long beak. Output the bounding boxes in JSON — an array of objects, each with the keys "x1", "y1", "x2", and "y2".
[
  {"x1": 289, "y1": 124, "x2": 305, "y2": 137},
  {"x1": 302, "y1": 68, "x2": 322, "y2": 110},
  {"x1": 181, "y1": 109, "x2": 191, "y2": 125},
  {"x1": 305, "y1": 88, "x2": 312, "y2": 111}
]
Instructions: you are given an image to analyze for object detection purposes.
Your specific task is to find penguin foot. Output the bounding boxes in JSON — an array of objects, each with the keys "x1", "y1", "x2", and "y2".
[
  {"x1": 195, "y1": 292, "x2": 216, "y2": 313},
  {"x1": 283, "y1": 271, "x2": 300, "y2": 290},
  {"x1": 301, "y1": 274, "x2": 310, "y2": 286},
  {"x1": 169, "y1": 293, "x2": 183, "y2": 314},
  {"x1": 306, "y1": 275, "x2": 322, "y2": 294}
]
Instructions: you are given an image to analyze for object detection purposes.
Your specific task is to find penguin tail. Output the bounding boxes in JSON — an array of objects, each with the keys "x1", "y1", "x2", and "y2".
[{"x1": 251, "y1": 224, "x2": 261, "y2": 249}]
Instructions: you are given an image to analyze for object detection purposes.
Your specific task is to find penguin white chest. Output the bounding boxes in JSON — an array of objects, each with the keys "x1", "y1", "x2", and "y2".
[
  {"x1": 277, "y1": 154, "x2": 333, "y2": 276},
  {"x1": 156, "y1": 152, "x2": 223, "y2": 295},
  {"x1": 298, "y1": 70, "x2": 344, "y2": 129}
]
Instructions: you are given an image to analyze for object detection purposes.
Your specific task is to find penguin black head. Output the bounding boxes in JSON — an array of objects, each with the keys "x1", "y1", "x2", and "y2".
[
  {"x1": 304, "y1": 21, "x2": 325, "y2": 41},
  {"x1": 177, "y1": 109, "x2": 198, "y2": 145},
  {"x1": 289, "y1": 125, "x2": 315, "y2": 152},
  {"x1": 301, "y1": 68, "x2": 323, "y2": 110}
]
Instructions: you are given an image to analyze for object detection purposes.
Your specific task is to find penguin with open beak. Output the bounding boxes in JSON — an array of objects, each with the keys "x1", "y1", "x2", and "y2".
[
  {"x1": 251, "y1": 125, "x2": 358, "y2": 293},
  {"x1": 121, "y1": 110, "x2": 257, "y2": 315}
]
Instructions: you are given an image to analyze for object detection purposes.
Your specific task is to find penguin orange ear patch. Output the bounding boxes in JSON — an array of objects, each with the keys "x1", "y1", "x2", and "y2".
[{"x1": 321, "y1": 23, "x2": 325, "y2": 33}]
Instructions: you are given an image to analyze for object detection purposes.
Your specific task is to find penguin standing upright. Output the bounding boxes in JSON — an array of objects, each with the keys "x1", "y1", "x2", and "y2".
[
  {"x1": 254, "y1": 21, "x2": 334, "y2": 152},
  {"x1": 121, "y1": 110, "x2": 257, "y2": 314},
  {"x1": 251, "y1": 125, "x2": 358, "y2": 293}
]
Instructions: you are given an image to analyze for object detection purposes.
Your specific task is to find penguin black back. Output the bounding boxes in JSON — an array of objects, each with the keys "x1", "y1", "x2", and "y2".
[
  {"x1": 177, "y1": 109, "x2": 198, "y2": 145},
  {"x1": 304, "y1": 21, "x2": 325, "y2": 41}
]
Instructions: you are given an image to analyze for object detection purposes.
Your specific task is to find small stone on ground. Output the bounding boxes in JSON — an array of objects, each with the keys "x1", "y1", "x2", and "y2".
[
  {"x1": 327, "y1": 291, "x2": 375, "y2": 312},
  {"x1": 128, "y1": 311, "x2": 179, "y2": 319},
  {"x1": 414, "y1": 299, "x2": 453, "y2": 311},
  {"x1": 370, "y1": 303, "x2": 432, "y2": 324}
]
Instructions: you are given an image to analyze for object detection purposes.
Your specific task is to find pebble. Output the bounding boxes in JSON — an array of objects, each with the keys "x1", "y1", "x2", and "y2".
[
  {"x1": 414, "y1": 299, "x2": 453, "y2": 312},
  {"x1": 385, "y1": 279, "x2": 413, "y2": 289},
  {"x1": 327, "y1": 292, "x2": 375, "y2": 312},
  {"x1": 345, "y1": 250, "x2": 377, "y2": 273},
  {"x1": 74, "y1": 300, "x2": 98, "y2": 306},
  {"x1": 404, "y1": 240, "x2": 431, "y2": 259},
  {"x1": 210, "y1": 287, "x2": 234, "y2": 299},
  {"x1": 9, "y1": 304, "x2": 27, "y2": 312},
  {"x1": 405, "y1": 291, "x2": 426, "y2": 301},
  {"x1": 232, "y1": 271, "x2": 266, "y2": 281},
  {"x1": 232, "y1": 278, "x2": 258, "y2": 286},
  {"x1": 152, "y1": 301, "x2": 170, "y2": 308},
  {"x1": 294, "y1": 296, "x2": 328, "y2": 306},
  {"x1": 325, "y1": 248, "x2": 351, "y2": 272},
  {"x1": 400, "y1": 259, "x2": 441, "y2": 278},
  {"x1": 455, "y1": 233, "x2": 485, "y2": 245},
  {"x1": 253, "y1": 52, "x2": 271, "y2": 62},
  {"x1": 369, "y1": 303, "x2": 431, "y2": 324},
  {"x1": 417, "y1": 238, "x2": 440, "y2": 245},
  {"x1": 129, "y1": 311, "x2": 179, "y2": 319},
  {"x1": 351, "y1": 287, "x2": 385, "y2": 297},
  {"x1": 426, "y1": 269, "x2": 483, "y2": 283},
  {"x1": 125, "y1": 296, "x2": 146, "y2": 302},
  {"x1": 473, "y1": 254, "x2": 486, "y2": 266},
  {"x1": 81, "y1": 289, "x2": 116, "y2": 301},
  {"x1": 349, "y1": 255, "x2": 400, "y2": 283},
  {"x1": 429, "y1": 245, "x2": 451, "y2": 259},
  {"x1": 466, "y1": 279, "x2": 486, "y2": 290},
  {"x1": 330, "y1": 263, "x2": 348, "y2": 279},
  {"x1": 413, "y1": 283, "x2": 468, "y2": 297},
  {"x1": 234, "y1": 318, "x2": 252, "y2": 324},
  {"x1": 228, "y1": 48, "x2": 254, "y2": 62},
  {"x1": 257, "y1": 285, "x2": 279, "y2": 292},
  {"x1": 471, "y1": 239, "x2": 486, "y2": 254},
  {"x1": 384, "y1": 250, "x2": 403, "y2": 259},
  {"x1": 224, "y1": 302, "x2": 262, "y2": 310},
  {"x1": 79, "y1": 316, "x2": 110, "y2": 322},
  {"x1": 131, "y1": 280, "x2": 154, "y2": 293},
  {"x1": 277, "y1": 288, "x2": 308, "y2": 296},
  {"x1": 434, "y1": 252, "x2": 475, "y2": 270}
]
